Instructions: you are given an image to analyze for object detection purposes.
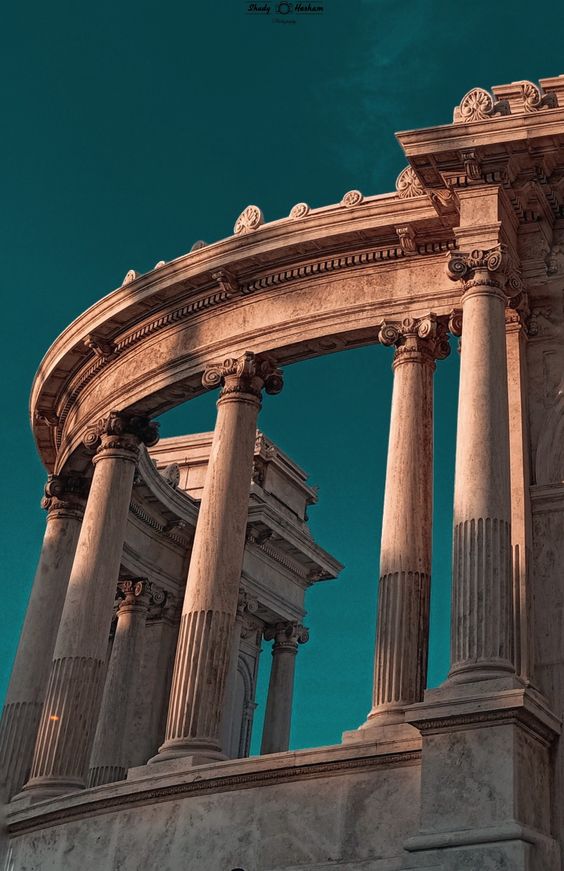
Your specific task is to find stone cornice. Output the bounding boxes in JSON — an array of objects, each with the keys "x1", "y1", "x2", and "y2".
[{"x1": 31, "y1": 205, "x2": 456, "y2": 471}]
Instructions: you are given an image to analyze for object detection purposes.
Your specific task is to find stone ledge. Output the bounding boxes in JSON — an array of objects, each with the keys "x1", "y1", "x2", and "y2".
[
  {"x1": 5, "y1": 740, "x2": 421, "y2": 836},
  {"x1": 405, "y1": 682, "x2": 561, "y2": 743},
  {"x1": 404, "y1": 821, "x2": 557, "y2": 852}
]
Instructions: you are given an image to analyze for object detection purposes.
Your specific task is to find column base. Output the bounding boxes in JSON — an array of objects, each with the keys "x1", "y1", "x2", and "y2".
[
  {"x1": 342, "y1": 708, "x2": 420, "y2": 751},
  {"x1": 447, "y1": 658, "x2": 517, "y2": 684},
  {"x1": 149, "y1": 737, "x2": 227, "y2": 768},
  {"x1": 12, "y1": 775, "x2": 84, "y2": 804}
]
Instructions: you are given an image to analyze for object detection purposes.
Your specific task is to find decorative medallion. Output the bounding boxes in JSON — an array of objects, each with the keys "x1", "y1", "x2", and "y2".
[
  {"x1": 122, "y1": 269, "x2": 139, "y2": 285},
  {"x1": 454, "y1": 87, "x2": 510, "y2": 123},
  {"x1": 395, "y1": 166, "x2": 425, "y2": 199},
  {"x1": 289, "y1": 202, "x2": 310, "y2": 219},
  {"x1": 341, "y1": 190, "x2": 363, "y2": 208},
  {"x1": 234, "y1": 205, "x2": 264, "y2": 234}
]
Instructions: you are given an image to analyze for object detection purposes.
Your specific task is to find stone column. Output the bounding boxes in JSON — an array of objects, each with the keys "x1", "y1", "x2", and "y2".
[
  {"x1": 88, "y1": 579, "x2": 157, "y2": 786},
  {"x1": 446, "y1": 246, "x2": 516, "y2": 681},
  {"x1": 261, "y1": 622, "x2": 308, "y2": 755},
  {"x1": 20, "y1": 412, "x2": 159, "y2": 800},
  {"x1": 367, "y1": 315, "x2": 451, "y2": 724},
  {"x1": 0, "y1": 476, "x2": 86, "y2": 800},
  {"x1": 154, "y1": 352, "x2": 283, "y2": 765},
  {"x1": 127, "y1": 593, "x2": 180, "y2": 768}
]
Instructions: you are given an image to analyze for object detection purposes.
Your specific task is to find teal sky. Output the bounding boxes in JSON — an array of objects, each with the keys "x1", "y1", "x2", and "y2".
[{"x1": 1, "y1": 0, "x2": 563, "y2": 753}]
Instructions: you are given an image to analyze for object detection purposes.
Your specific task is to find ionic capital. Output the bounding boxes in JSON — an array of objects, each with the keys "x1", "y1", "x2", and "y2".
[
  {"x1": 116, "y1": 577, "x2": 150, "y2": 607},
  {"x1": 41, "y1": 474, "x2": 88, "y2": 515},
  {"x1": 202, "y1": 352, "x2": 283, "y2": 404},
  {"x1": 237, "y1": 589, "x2": 259, "y2": 620},
  {"x1": 116, "y1": 578, "x2": 166, "y2": 614},
  {"x1": 83, "y1": 411, "x2": 159, "y2": 459},
  {"x1": 446, "y1": 245, "x2": 523, "y2": 298},
  {"x1": 265, "y1": 621, "x2": 309, "y2": 651},
  {"x1": 378, "y1": 314, "x2": 451, "y2": 367}
]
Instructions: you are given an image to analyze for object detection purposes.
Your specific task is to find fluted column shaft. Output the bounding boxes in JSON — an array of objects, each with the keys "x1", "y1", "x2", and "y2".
[
  {"x1": 156, "y1": 352, "x2": 283, "y2": 764},
  {"x1": 21, "y1": 413, "x2": 158, "y2": 799},
  {"x1": 88, "y1": 580, "x2": 152, "y2": 786},
  {"x1": 0, "y1": 478, "x2": 85, "y2": 799},
  {"x1": 369, "y1": 316, "x2": 451, "y2": 723},
  {"x1": 261, "y1": 622, "x2": 308, "y2": 755},
  {"x1": 447, "y1": 248, "x2": 515, "y2": 680}
]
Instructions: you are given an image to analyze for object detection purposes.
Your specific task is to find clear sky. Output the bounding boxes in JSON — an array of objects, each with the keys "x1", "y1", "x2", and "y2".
[{"x1": 2, "y1": 0, "x2": 563, "y2": 754}]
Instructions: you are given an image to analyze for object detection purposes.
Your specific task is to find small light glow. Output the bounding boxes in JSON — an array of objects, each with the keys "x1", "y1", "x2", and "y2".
[{"x1": 49, "y1": 714, "x2": 60, "y2": 721}]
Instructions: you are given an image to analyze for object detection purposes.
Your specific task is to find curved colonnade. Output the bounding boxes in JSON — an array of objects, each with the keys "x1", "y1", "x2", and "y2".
[{"x1": 3, "y1": 76, "x2": 564, "y2": 871}]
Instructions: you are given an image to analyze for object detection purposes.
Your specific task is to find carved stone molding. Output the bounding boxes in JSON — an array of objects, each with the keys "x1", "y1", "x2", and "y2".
[
  {"x1": 83, "y1": 411, "x2": 160, "y2": 455},
  {"x1": 160, "y1": 463, "x2": 180, "y2": 488},
  {"x1": 378, "y1": 313, "x2": 451, "y2": 364},
  {"x1": 453, "y1": 87, "x2": 510, "y2": 123},
  {"x1": 41, "y1": 474, "x2": 89, "y2": 514},
  {"x1": 83, "y1": 335, "x2": 119, "y2": 362},
  {"x1": 396, "y1": 166, "x2": 425, "y2": 199},
  {"x1": 264, "y1": 621, "x2": 309, "y2": 651},
  {"x1": 234, "y1": 205, "x2": 264, "y2": 235},
  {"x1": 212, "y1": 268, "x2": 240, "y2": 297},
  {"x1": 237, "y1": 589, "x2": 259, "y2": 619},
  {"x1": 396, "y1": 226, "x2": 417, "y2": 254},
  {"x1": 202, "y1": 351, "x2": 283, "y2": 401}
]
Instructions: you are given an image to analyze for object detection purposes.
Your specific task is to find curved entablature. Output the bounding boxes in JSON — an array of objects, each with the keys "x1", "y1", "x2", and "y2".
[{"x1": 31, "y1": 75, "x2": 564, "y2": 476}]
